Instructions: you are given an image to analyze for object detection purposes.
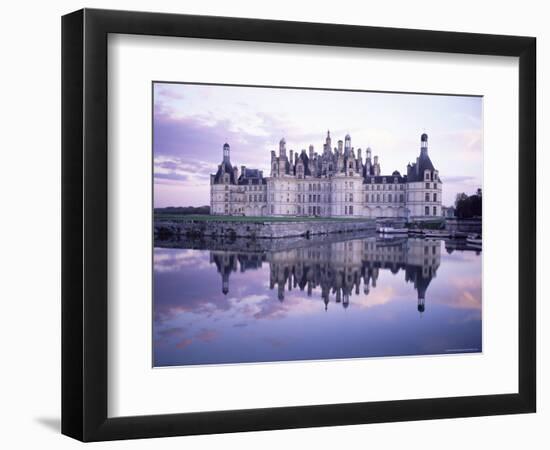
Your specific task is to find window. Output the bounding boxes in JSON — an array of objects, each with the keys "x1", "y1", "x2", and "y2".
[
  {"x1": 377, "y1": 185, "x2": 380, "y2": 191},
  {"x1": 425, "y1": 193, "x2": 430, "y2": 202},
  {"x1": 433, "y1": 206, "x2": 437, "y2": 215},
  {"x1": 345, "y1": 206, "x2": 348, "y2": 214},
  {"x1": 349, "y1": 194, "x2": 353, "y2": 202},
  {"x1": 389, "y1": 185, "x2": 392, "y2": 191},
  {"x1": 400, "y1": 194, "x2": 404, "y2": 202},
  {"x1": 425, "y1": 172, "x2": 430, "y2": 181},
  {"x1": 349, "y1": 206, "x2": 353, "y2": 215},
  {"x1": 376, "y1": 194, "x2": 380, "y2": 202},
  {"x1": 433, "y1": 193, "x2": 437, "y2": 202},
  {"x1": 365, "y1": 194, "x2": 369, "y2": 203},
  {"x1": 425, "y1": 182, "x2": 430, "y2": 189},
  {"x1": 425, "y1": 206, "x2": 430, "y2": 216},
  {"x1": 388, "y1": 194, "x2": 392, "y2": 203}
]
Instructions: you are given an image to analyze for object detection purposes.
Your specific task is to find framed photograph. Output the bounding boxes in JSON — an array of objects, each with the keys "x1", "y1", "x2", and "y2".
[{"x1": 62, "y1": 8, "x2": 536, "y2": 441}]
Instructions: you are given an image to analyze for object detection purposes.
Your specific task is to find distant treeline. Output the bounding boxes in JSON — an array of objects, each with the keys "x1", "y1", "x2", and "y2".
[
  {"x1": 454, "y1": 192, "x2": 482, "y2": 219},
  {"x1": 154, "y1": 206, "x2": 210, "y2": 215}
]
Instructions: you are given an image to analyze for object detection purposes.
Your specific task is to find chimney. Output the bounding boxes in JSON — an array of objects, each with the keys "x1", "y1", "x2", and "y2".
[
  {"x1": 309, "y1": 145, "x2": 314, "y2": 159},
  {"x1": 289, "y1": 150, "x2": 294, "y2": 163}
]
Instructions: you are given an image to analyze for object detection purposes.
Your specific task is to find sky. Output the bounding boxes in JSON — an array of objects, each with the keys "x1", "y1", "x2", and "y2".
[{"x1": 153, "y1": 82, "x2": 483, "y2": 208}]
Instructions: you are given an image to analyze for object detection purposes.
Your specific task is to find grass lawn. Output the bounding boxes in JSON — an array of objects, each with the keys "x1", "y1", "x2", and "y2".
[{"x1": 154, "y1": 214, "x2": 373, "y2": 223}]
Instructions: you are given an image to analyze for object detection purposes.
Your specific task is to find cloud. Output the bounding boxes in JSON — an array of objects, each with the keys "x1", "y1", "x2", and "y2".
[
  {"x1": 176, "y1": 338, "x2": 193, "y2": 349},
  {"x1": 441, "y1": 175, "x2": 477, "y2": 184},
  {"x1": 195, "y1": 328, "x2": 218, "y2": 342}
]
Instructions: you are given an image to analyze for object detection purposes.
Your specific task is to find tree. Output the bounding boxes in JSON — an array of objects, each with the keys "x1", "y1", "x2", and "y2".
[
  {"x1": 455, "y1": 193, "x2": 482, "y2": 219},
  {"x1": 454, "y1": 192, "x2": 468, "y2": 208}
]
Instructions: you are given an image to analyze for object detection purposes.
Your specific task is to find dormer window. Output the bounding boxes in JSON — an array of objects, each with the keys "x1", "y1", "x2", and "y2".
[{"x1": 425, "y1": 172, "x2": 430, "y2": 181}]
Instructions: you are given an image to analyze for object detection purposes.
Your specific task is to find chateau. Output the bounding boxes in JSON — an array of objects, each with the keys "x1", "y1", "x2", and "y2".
[{"x1": 210, "y1": 131, "x2": 442, "y2": 220}]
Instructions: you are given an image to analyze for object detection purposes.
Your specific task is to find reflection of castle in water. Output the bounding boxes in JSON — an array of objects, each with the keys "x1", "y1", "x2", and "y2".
[{"x1": 210, "y1": 237, "x2": 441, "y2": 314}]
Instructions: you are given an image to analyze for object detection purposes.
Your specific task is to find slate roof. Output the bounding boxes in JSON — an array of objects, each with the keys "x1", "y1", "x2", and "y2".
[
  {"x1": 295, "y1": 151, "x2": 312, "y2": 176},
  {"x1": 213, "y1": 162, "x2": 236, "y2": 184},
  {"x1": 237, "y1": 167, "x2": 267, "y2": 185},
  {"x1": 407, "y1": 151, "x2": 439, "y2": 182}
]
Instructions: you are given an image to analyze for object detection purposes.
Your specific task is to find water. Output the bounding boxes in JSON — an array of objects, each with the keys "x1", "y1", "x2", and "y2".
[{"x1": 153, "y1": 234, "x2": 482, "y2": 367}]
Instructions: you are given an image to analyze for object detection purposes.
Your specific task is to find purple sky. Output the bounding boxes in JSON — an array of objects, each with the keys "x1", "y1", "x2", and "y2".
[{"x1": 153, "y1": 82, "x2": 483, "y2": 208}]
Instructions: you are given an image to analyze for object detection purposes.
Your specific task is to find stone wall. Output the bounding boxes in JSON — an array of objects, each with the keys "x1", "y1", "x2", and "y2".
[
  {"x1": 155, "y1": 218, "x2": 376, "y2": 240},
  {"x1": 155, "y1": 229, "x2": 379, "y2": 253},
  {"x1": 445, "y1": 218, "x2": 482, "y2": 233}
]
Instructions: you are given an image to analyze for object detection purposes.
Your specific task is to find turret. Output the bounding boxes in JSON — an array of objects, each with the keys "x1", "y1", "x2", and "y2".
[
  {"x1": 418, "y1": 297, "x2": 425, "y2": 314},
  {"x1": 309, "y1": 144, "x2": 314, "y2": 159},
  {"x1": 279, "y1": 137, "x2": 286, "y2": 157},
  {"x1": 421, "y1": 133, "x2": 428, "y2": 156},
  {"x1": 337, "y1": 140, "x2": 343, "y2": 154},
  {"x1": 325, "y1": 130, "x2": 331, "y2": 149},
  {"x1": 223, "y1": 142, "x2": 230, "y2": 163},
  {"x1": 344, "y1": 134, "x2": 351, "y2": 155}
]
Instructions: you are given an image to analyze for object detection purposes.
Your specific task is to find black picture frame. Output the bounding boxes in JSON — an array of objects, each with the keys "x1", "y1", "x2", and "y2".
[{"x1": 61, "y1": 8, "x2": 536, "y2": 442}]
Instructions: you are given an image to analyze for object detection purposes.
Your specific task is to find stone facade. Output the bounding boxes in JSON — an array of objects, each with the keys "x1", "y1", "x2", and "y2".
[{"x1": 210, "y1": 132, "x2": 442, "y2": 220}]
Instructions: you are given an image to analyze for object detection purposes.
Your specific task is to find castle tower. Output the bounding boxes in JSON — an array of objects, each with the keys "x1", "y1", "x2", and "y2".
[
  {"x1": 325, "y1": 130, "x2": 331, "y2": 150},
  {"x1": 344, "y1": 134, "x2": 351, "y2": 156},
  {"x1": 223, "y1": 142, "x2": 230, "y2": 163},
  {"x1": 421, "y1": 132, "x2": 428, "y2": 156},
  {"x1": 279, "y1": 137, "x2": 287, "y2": 157}
]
